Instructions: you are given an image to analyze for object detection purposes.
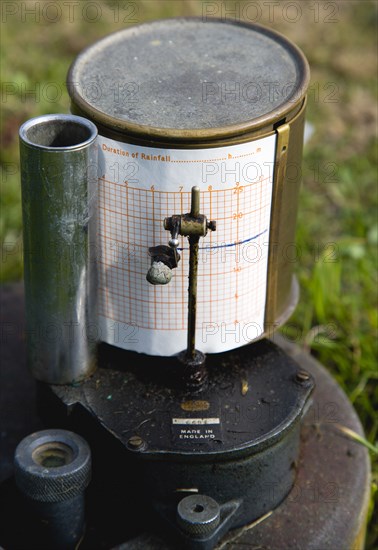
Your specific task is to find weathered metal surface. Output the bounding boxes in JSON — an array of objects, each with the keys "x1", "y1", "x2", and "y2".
[
  {"x1": 0, "y1": 285, "x2": 370, "y2": 549},
  {"x1": 19, "y1": 115, "x2": 98, "y2": 384},
  {"x1": 67, "y1": 18, "x2": 309, "y2": 140},
  {"x1": 186, "y1": 232, "x2": 201, "y2": 361},
  {"x1": 52, "y1": 340, "x2": 313, "y2": 459}
]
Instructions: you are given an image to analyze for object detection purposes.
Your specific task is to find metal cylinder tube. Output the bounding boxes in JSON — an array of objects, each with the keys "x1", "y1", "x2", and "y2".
[{"x1": 19, "y1": 114, "x2": 98, "y2": 384}]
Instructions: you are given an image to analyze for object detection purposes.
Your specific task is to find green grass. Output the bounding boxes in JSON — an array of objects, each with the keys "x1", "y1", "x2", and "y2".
[{"x1": 1, "y1": 0, "x2": 377, "y2": 546}]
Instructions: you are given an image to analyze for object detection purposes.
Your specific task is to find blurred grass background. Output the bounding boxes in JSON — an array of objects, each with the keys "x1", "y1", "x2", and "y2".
[{"x1": 1, "y1": 0, "x2": 377, "y2": 546}]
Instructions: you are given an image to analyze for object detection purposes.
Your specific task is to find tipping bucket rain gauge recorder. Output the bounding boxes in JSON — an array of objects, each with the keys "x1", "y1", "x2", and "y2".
[{"x1": 0, "y1": 18, "x2": 370, "y2": 550}]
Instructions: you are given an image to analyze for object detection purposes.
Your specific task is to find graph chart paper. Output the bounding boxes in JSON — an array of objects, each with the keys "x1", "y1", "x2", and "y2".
[{"x1": 97, "y1": 134, "x2": 276, "y2": 355}]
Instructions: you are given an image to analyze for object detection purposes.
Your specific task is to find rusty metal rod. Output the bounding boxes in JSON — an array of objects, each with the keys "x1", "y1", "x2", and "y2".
[
  {"x1": 186, "y1": 187, "x2": 202, "y2": 360},
  {"x1": 187, "y1": 234, "x2": 200, "y2": 360}
]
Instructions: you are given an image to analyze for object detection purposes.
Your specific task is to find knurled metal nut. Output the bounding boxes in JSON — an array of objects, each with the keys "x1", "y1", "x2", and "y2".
[
  {"x1": 177, "y1": 494, "x2": 220, "y2": 538},
  {"x1": 14, "y1": 429, "x2": 91, "y2": 503}
]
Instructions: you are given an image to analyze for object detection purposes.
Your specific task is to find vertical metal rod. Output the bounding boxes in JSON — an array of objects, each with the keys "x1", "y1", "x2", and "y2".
[
  {"x1": 190, "y1": 186, "x2": 200, "y2": 217},
  {"x1": 187, "y1": 235, "x2": 200, "y2": 360},
  {"x1": 186, "y1": 187, "x2": 201, "y2": 360},
  {"x1": 19, "y1": 114, "x2": 98, "y2": 384}
]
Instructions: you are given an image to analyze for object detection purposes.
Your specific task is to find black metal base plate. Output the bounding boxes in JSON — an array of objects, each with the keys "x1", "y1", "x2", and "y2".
[{"x1": 51, "y1": 339, "x2": 312, "y2": 460}]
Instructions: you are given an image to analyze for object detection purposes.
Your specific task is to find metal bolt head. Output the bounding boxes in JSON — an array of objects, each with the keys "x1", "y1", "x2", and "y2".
[
  {"x1": 296, "y1": 369, "x2": 310, "y2": 383},
  {"x1": 177, "y1": 494, "x2": 220, "y2": 538},
  {"x1": 127, "y1": 435, "x2": 145, "y2": 450}
]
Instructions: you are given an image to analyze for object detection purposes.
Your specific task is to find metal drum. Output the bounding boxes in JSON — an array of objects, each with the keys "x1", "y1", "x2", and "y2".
[{"x1": 67, "y1": 18, "x2": 310, "y2": 357}]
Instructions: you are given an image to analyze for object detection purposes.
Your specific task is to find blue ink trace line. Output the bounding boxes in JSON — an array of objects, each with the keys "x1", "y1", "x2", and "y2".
[{"x1": 177, "y1": 229, "x2": 268, "y2": 251}]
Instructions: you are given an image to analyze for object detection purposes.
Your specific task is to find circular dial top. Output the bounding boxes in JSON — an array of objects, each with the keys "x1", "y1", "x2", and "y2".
[{"x1": 68, "y1": 18, "x2": 309, "y2": 137}]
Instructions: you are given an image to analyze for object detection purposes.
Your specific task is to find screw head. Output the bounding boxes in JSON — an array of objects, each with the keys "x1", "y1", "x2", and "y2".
[
  {"x1": 296, "y1": 370, "x2": 310, "y2": 383},
  {"x1": 127, "y1": 435, "x2": 145, "y2": 450}
]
